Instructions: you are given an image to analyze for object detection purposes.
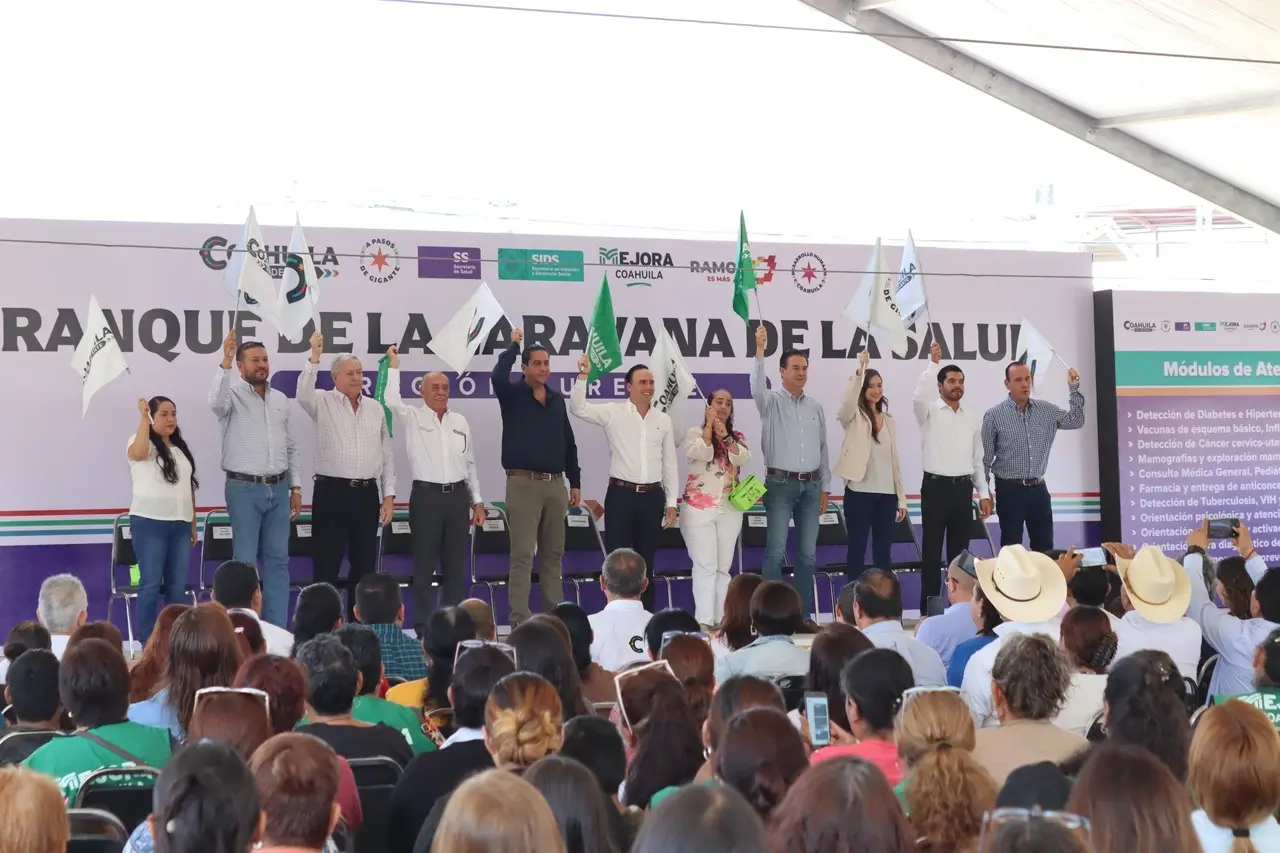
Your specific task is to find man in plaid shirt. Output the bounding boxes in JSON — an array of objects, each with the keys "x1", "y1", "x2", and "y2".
[
  {"x1": 353, "y1": 572, "x2": 428, "y2": 682},
  {"x1": 981, "y1": 362, "x2": 1085, "y2": 551}
]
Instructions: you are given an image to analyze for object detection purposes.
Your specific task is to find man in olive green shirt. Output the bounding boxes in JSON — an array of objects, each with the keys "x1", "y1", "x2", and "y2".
[
  {"x1": 335, "y1": 625, "x2": 436, "y2": 755},
  {"x1": 23, "y1": 638, "x2": 173, "y2": 801}
]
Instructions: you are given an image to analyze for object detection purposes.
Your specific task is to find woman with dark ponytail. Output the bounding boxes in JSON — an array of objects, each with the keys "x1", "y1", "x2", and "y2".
[
  {"x1": 127, "y1": 396, "x2": 200, "y2": 642},
  {"x1": 149, "y1": 741, "x2": 262, "y2": 853},
  {"x1": 713, "y1": 707, "x2": 808, "y2": 823},
  {"x1": 618, "y1": 665, "x2": 705, "y2": 809}
]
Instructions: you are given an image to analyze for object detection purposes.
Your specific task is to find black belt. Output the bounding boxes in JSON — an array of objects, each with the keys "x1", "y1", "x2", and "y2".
[
  {"x1": 996, "y1": 477, "x2": 1045, "y2": 487},
  {"x1": 226, "y1": 471, "x2": 288, "y2": 485},
  {"x1": 413, "y1": 480, "x2": 467, "y2": 493},
  {"x1": 315, "y1": 474, "x2": 377, "y2": 488},
  {"x1": 924, "y1": 472, "x2": 973, "y2": 485},
  {"x1": 766, "y1": 468, "x2": 821, "y2": 481}
]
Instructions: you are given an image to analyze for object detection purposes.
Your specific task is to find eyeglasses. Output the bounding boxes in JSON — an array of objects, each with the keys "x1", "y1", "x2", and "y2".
[
  {"x1": 613, "y1": 660, "x2": 676, "y2": 732},
  {"x1": 659, "y1": 630, "x2": 710, "y2": 654},
  {"x1": 895, "y1": 685, "x2": 963, "y2": 724},
  {"x1": 454, "y1": 639, "x2": 518, "y2": 668},
  {"x1": 978, "y1": 808, "x2": 1091, "y2": 852},
  {"x1": 193, "y1": 686, "x2": 270, "y2": 716}
]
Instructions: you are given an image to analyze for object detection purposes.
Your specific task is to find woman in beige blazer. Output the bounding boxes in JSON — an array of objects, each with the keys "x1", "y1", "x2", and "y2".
[{"x1": 835, "y1": 350, "x2": 907, "y2": 583}]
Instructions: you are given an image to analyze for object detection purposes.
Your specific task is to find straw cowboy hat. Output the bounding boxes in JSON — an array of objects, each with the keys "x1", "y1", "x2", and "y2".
[
  {"x1": 1116, "y1": 545, "x2": 1190, "y2": 623},
  {"x1": 975, "y1": 545, "x2": 1067, "y2": 624}
]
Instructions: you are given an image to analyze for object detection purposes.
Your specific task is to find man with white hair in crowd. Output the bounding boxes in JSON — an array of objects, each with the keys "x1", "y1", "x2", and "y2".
[
  {"x1": 298, "y1": 332, "x2": 396, "y2": 620},
  {"x1": 35, "y1": 574, "x2": 88, "y2": 659},
  {"x1": 588, "y1": 548, "x2": 653, "y2": 672}
]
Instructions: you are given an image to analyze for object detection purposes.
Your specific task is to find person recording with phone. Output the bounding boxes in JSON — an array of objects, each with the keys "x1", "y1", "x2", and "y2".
[
  {"x1": 681, "y1": 390, "x2": 751, "y2": 629},
  {"x1": 1181, "y1": 519, "x2": 1277, "y2": 695},
  {"x1": 914, "y1": 342, "x2": 991, "y2": 613},
  {"x1": 126, "y1": 396, "x2": 199, "y2": 642}
]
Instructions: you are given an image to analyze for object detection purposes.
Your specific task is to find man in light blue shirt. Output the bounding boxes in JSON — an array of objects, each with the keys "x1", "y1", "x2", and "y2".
[
  {"x1": 916, "y1": 551, "x2": 980, "y2": 667},
  {"x1": 750, "y1": 325, "x2": 829, "y2": 617},
  {"x1": 209, "y1": 331, "x2": 301, "y2": 627},
  {"x1": 1182, "y1": 520, "x2": 1278, "y2": 696},
  {"x1": 855, "y1": 569, "x2": 947, "y2": 687}
]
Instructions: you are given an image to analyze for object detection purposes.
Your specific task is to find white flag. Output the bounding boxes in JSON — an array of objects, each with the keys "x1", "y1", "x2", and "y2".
[
  {"x1": 650, "y1": 329, "x2": 697, "y2": 423},
  {"x1": 276, "y1": 215, "x2": 320, "y2": 338},
  {"x1": 844, "y1": 240, "x2": 910, "y2": 357},
  {"x1": 1016, "y1": 318, "x2": 1057, "y2": 382},
  {"x1": 224, "y1": 206, "x2": 282, "y2": 330},
  {"x1": 895, "y1": 231, "x2": 928, "y2": 328},
  {"x1": 431, "y1": 282, "x2": 506, "y2": 373},
  {"x1": 70, "y1": 295, "x2": 129, "y2": 417}
]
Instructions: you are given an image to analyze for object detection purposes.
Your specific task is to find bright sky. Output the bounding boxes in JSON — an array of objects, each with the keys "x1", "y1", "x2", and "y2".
[{"x1": 0, "y1": 0, "x2": 1197, "y2": 243}]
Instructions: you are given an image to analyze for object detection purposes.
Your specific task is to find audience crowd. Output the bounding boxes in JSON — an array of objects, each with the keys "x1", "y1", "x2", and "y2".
[{"x1": 4, "y1": 523, "x2": 1280, "y2": 853}]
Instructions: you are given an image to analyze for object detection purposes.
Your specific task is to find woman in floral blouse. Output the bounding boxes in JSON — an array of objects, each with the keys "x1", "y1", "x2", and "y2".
[{"x1": 682, "y1": 390, "x2": 751, "y2": 629}]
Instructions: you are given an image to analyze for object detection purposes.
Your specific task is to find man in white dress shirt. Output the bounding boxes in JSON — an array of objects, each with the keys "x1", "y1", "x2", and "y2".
[
  {"x1": 913, "y1": 342, "x2": 991, "y2": 614},
  {"x1": 962, "y1": 545, "x2": 1068, "y2": 727},
  {"x1": 853, "y1": 569, "x2": 947, "y2": 687},
  {"x1": 383, "y1": 347, "x2": 485, "y2": 634},
  {"x1": 571, "y1": 358, "x2": 678, "y2": 612},
  {"x1": 1181, "y1": 520, "x2": 1278, "y2": 696},
  {"x1": 915, "y1": 551, "x2": 980, "y2": 668},
  {"x1": 297, "y1": 333, "x2": 396, "y2": 619},
  {"x1": 588, "y1": 548, "x2": 653, "y2": 672}
]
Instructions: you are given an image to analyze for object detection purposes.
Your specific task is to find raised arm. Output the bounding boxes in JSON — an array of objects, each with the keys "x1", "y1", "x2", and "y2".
[
  {"x1": 569, "y1": 355, "x2": 611, "y2": 426},
  {"x1": 381, "y1": 348, "x2": 412, "y2": 417},
  {"x1": 749, "y1": 325, "x2": 774, "y2": 415},
  {"x1": 296, "y1": 333, "x2": 323, "y2": 420},
  {"x1": 210, "y1": 331, "x2": 237, "y2": 418},
  {"x1": 1058, "y1": 368, "x2": 1085, "y2": 430},
  {"x1": 837, "y1": 353, "x2": 870, "y2": 429},
  {"x1": 686, "y1": 422, "x2": 715, "y2": 463},
  {"x1": 127, "y1": 399, "x2": 153, "y2": 461},
  {"x1": 490, "y1": 330, "x2": 523, "y2": 400},
  {"x1": 913, "y1": 344, "x2": 941, "y2": 425}
]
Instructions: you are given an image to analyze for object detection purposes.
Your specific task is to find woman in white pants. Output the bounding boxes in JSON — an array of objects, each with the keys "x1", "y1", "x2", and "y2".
[{"x1": 682, "y1": 390, "x2": 751, "y2": 629}]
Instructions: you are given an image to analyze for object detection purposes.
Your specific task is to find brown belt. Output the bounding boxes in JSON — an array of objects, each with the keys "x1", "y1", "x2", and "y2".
[
  {"x1": 609, "y1": 478, "x2": 663, "y2": 493},
  {"x1": 506, "y1": 469, "x2": 563, "y2": 481}
]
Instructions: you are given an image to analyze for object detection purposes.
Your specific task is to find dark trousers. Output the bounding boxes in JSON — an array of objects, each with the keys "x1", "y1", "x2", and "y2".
[
  {"x1": 311, "y1": 478, "x2": 380, "y2": 620},
  {"x1": 604, "y1": 484, "x2": 666, "y2": 612},
  {"x1": 919, "y1": 474, "x2": 976, "y2": 611},
  {"x1": 843, "y1": 489, "x2": 898, "y2": 584},
  {"x1": 995, "y1": 479, "x2": 1054, "y2": 552},
  {"x1": 409, "y1": 481, "x2": 471, "y2": 632}
]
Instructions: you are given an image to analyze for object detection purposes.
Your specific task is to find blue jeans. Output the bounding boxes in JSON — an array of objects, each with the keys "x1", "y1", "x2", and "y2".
[
  {"x1": 844, "y1": 489, "x2": 897, "y2": 582},
  {"x1": 761, "y1": 476, "x2": 821, "y2": 616},
  {"x1": 129, "y1": 515, "x2": 191, "y2": 642},
  {"x1": 225, "y1": 479, "x2": 291, "y2": 627}
]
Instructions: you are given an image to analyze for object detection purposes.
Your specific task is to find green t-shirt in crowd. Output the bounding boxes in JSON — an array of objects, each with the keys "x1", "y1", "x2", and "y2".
[
  {"x1": 1213, "y1": 687, "x2": 1280, "y2": 729},
  {"x1": 23, "y1": 721, "x2": 173, "y2": 802},
  {"x1": 351, "y1": 696, "x2": 436, "y2": 755},
  {"x1": 894, "y1": 776, "x2": 910, "y2": 815}
]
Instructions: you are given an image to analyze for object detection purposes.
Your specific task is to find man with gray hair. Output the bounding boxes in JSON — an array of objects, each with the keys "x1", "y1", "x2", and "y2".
[
  {"x1": 298, "y1": 331, "x2": 396, "y2": 619},
  {"x1": 36, "y1": 574, "x2": 89, "y2": 659},
  {"x1": 587, "y1": 548, "x2": 652, "y2": 671}
]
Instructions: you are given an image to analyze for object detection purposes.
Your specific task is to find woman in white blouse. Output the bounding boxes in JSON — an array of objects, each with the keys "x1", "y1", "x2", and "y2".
[
  {"x1": 681, "y1": 390, "x2": 751, "y2": 629},
  {"x1": 126, "y1": 396, "x2": 198, "y2": 643},
  {"x1": 834, "y1": 351, "x2": 906, "y2": 584}
]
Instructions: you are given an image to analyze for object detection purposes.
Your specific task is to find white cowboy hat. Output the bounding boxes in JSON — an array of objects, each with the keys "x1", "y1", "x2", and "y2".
[
  {"x1": 976, "y1": 545, "x2": 1067, "y2": 624},
  {"x1": 1117, "y1": 545, "x2": 1190, "y2": 624}
]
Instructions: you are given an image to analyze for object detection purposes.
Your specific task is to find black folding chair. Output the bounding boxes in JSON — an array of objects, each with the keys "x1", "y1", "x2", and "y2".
[
  {"x1": 890, "y1": 517, "x2": 923, "y2": 572},
  {"x1": 347, "y1": 756, "x2": 405, "y2": 853},
  {"x1": 377, "y1": 512, "x2": 419, "y2": 592},
  {"x1": 198, "y1": 509, "x2": 235, "y2": 599},
  {"x1": 470, "y1": 505, "x2": 511, "y2": 613},
  {"x1": 107, "y1": 514, "x2": 198, "y2": 651},
  {"x1": 738, "y1": 510, "x2": 822, "y2": 617},
  {"x1": 0, "y1": 729, "x2": 64, "y2": 765},
  {"x1": 562, "y1": 505, "x2": 607, "y2": 604},
  {"x1": 967, "y1": 501, "x2": 997, "y2": 557},
  {"x1": 771, "y1": 674, "x2": 807, "y2": 713},
  {"x1": 652, "y1": 511, "x2": 696, "y2": 609},
  {"x1": 73, "y1": 766, "x2": 161, "y2": 832},
  {"x1": 67, "y1": 808, "x2": 129, "y2": 853}
]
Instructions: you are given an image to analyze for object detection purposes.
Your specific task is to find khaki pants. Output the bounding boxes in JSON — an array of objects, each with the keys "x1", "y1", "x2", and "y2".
[{"x1": 505, "y1": 474, "x2": 568, "y2": 626}]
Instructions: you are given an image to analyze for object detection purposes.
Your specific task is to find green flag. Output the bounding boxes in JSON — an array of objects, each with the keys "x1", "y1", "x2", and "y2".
[
  {"x1": 732, "y1": 210, "x2": 757, "y2": 324},
  {"x1": 585, "y1": 274, "x2": 623, "y2": 383},
  {"x1": 374, "y1": 354, "x2": 394, "y2": 437}
]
